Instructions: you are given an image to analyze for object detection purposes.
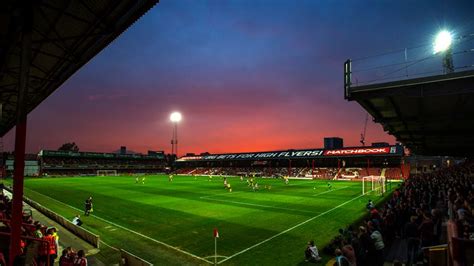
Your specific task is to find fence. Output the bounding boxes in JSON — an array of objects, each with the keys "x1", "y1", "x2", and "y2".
[{"x1": 344, "y1": 31, "x2": 474, "y2": 91}]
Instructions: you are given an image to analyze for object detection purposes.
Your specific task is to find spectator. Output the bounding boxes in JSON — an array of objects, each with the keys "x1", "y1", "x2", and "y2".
[
  {"x1": 369, "y1": 222, "x2": 385, "y2": 266},
  {"x1": 341, "y1": 241, "x2": 356, "y2": 266},
  {"x1": 59, "y1": 250, "x2": 72, "y2": 266},
  {"x1": 305, "y1": 240, "x2": 322, "y2": 262},
  {"x1": 350, "y1": 231, "x2": 363, "y2": 265},
  {"x1": 33, "y1": 223, "x2": 43, "y2": 238},
  {"x1": 418, "y1": 211, "x2": 434, "y2": 248},
  {"x1": 60, "y1": 247, "x2": 76, "y2": 266},
  {"x1": 357, "y1": 226, "x2": 373, "y2": 265},
  {"x1": 333, "y1": 249, "x2": 350, "y2": 266},
  {"x1": 404, "y1": 215, "x2": 420, "y2": 266},
  {"x1": 40, "y1": 228, "x2": 58, "y2": 266},
  {"x1": 49, "y1": 227, "x2": 59, "y2": 247},
  {"x1": 73, "y1": 250, "x2": 87, "y2": 266},
  {"x1": 431, "y1": 208, "x2": 443, "y2": 245}
]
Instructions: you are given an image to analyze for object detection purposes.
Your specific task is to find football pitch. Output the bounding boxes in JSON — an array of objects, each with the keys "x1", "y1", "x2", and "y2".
[{"x1": 19, "y1": 175, "x2": 394, "y2": 265}]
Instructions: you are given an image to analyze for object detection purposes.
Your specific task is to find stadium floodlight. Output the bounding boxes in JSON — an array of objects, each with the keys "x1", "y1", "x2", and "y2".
[
  {"x1": 170, "y1": 112, "x2": 182, "y2": 156},
  {"x1": 170, "y1": 112, "x2": 182, "y2": 122},
  {"x1": 433, "y1": 30, "x2": 452, "y2": 54}
]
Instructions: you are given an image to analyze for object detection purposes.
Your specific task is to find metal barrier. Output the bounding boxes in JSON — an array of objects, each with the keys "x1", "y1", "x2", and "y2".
[
  {"x1": 344, "y1": 32, "x2": 474, "y2": 88},
  {"x1": 0, "y1": 231, "x2": 51, "y2": 266}
]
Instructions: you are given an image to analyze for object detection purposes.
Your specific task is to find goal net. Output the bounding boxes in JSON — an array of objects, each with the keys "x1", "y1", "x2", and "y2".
[
  {"x1": 97, "y1": 170, "x2": 118, "y2": 176},
  {"x1": 362, "y1": 175, "x2": 386, "y2": 195}
]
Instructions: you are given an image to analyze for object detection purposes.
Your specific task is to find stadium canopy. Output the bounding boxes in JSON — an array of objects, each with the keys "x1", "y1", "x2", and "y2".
[
  {"x1": 0, "y1": 0, "x2": 158, "y2": 137},
  {"x1": 345, "y1": 67, "x2": 474, "y2": 157},
  {"x1": 0, "y1": 0, "x2": 158, "y2": 262}
]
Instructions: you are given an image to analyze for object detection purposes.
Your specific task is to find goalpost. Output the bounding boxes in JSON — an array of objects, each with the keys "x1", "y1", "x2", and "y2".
[
  {"x1": 97, "y1": 170, "x2": 118, "y2": 176},
  {"x1": 362, "y1": 175, "x2": 386, "y2": 195}
]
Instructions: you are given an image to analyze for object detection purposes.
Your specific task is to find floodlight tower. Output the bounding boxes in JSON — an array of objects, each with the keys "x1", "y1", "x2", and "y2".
[
  {"x1": 433, "y1": 30, "x2": 454, "y2": 74},
  {"x1": 170, "y1": 112, "x2": 182, "y2": 157}
]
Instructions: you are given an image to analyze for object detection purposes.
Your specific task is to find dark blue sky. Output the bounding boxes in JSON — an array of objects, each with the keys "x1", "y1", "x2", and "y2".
[{"x1": 4, "y1": 0, "x2": 473, "y2": 154}]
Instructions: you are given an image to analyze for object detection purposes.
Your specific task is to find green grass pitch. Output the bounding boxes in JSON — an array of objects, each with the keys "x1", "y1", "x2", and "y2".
[{"x1": 19, "y1": 175, "x2": 394, "y2": 265}]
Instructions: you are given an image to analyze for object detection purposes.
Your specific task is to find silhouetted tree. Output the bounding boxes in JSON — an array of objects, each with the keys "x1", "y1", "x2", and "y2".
[{"x1": 58, "y1": 142, "x2": 79, "y2": 152}]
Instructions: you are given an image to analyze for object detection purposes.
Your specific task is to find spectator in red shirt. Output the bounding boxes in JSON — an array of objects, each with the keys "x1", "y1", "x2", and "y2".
[
  {"x1": 59, "y1": 247, "x2": 76, "y2": 266},
  {"x1": 40, "y1": 228, "x2": 58, "y2": 266},
  {"x1": 73, "y1": 250, "x2": 87, "y2": 266}
]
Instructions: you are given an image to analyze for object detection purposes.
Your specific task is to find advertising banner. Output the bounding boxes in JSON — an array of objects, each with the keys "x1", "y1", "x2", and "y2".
[{"x1": 177, "y1": 145, "x2": 402, "y2": 162}]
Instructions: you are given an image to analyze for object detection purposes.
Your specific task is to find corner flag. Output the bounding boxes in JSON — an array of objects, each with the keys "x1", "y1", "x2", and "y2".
[{"x1": 214, "y1": 228, "x2": 219, "y2": 238}]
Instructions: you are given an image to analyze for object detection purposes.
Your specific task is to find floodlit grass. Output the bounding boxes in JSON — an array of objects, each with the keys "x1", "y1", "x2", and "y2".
[{"x1": 19, "y1": 175, "x2": 394, "y2": 265}]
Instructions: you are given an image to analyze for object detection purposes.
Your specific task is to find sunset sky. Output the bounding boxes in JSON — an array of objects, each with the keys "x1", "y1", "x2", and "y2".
[{"x1": 3, "y1": 0, "x2": 473, "y2": 155}]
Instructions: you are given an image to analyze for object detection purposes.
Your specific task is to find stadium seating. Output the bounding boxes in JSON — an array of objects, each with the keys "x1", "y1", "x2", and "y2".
[
  {"x1": 174, "y1": 166, "x2": 345, "y2": 179},
  {"x1": 176, "y1": 166, "x2": 406, "y2": 181},
  {"x1": 41, "y1": 156, "x2": 166, "y2": 175},
  {"x1": 174, "y1": 168, "x2": 195, "y2": 175},
  {"x1": 189, "y1": 168, "x2": 211, "y2": 175},
  {"x1": 384, "y1": 167, "x2": 404, "y2": 179},
  {"x1": 367, "y1": 167, "x2": 382, "y2": 176},
  {"x1": 0, "y1": 189, "x2": 89, "y2": 264},
  {"x1": 325, "y1": 160, "x2": 474, "y2": 265}
]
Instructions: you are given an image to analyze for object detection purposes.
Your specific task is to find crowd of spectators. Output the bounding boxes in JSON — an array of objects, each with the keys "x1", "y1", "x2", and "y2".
[
  {"x1": 319, "y1": 160, "x2": 474, "y2": 265},
  {"x1": 0, "y1": 188, "x2": 88, "y2": 265}
]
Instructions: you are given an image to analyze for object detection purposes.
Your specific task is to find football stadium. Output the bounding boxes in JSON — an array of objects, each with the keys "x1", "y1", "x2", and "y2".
[{"x1": 1, "y1": 1, "x2": 474, "y2": 266}]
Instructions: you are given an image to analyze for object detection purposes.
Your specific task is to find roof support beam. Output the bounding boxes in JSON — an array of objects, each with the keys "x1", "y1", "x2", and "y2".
[{"x1": 9, "y1": 1, "x2": 32, "y2": 263}]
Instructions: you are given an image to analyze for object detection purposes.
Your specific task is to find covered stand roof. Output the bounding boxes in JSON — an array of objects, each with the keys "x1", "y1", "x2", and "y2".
[
  {"x1": 0, "y1": 0, "x2": 158, "y2": 137},
  {"x1": 345, "y1": 69, "x2": 474, "y2": 156}
]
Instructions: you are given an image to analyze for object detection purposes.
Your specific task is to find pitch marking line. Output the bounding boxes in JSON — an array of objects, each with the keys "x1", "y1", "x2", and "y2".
[
  {"x1": 312, "y1": 186, "x2": 349, "y2": 196},
  {"x1": 202, "y1": 197, "x2": 319, "y2": 214},
  {"x1": 204, "y1": 255, "x2": 229, "y2": 259},
  {"x1": 24, "y1": 188, "x2": 213, "y2": 264},
  {"x1": 200, "y1": 191, "x2": 243, "y2": 199},
  {"x1": 217, "y1": 191, "x2": 368, "y2": 264}
]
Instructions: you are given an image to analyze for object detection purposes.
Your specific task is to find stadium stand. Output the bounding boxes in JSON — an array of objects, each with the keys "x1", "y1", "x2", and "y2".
[
  {"x1": 1, "y1": 153, "x2": 39, "y2": 177},
  {"x1": 174, "y1": 168, "x2": 195, "y2": 175},
  {"x1": 0, "y1": 188, "x2": 93, "y2": 265},
  {"x1": 39, "y1": 150, "x2": 167, "y2": 176},
  {"x1": 174, "y1": 145, "x2": 409, "y2": 182},
  {"x1": 324, "y1": 160, "x2": 474, "y2": 265},
  {"x1": 175, "y1": 166, "x2": 406, "y2": 181},
  {"x1": 384, "y1": 168, "x2": 404, "y2": 179}
]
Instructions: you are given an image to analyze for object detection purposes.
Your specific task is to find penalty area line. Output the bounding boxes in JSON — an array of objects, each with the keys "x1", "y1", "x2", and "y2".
[
  {"x1": 24, "y1": 188, "x2": 213, "y2": 264},
  {"x1": 202, "y1": 197, "x2": 319, "y2": 214},
  {"x1": 218, "y1": 191, "x2": 368, "y2": 264}
]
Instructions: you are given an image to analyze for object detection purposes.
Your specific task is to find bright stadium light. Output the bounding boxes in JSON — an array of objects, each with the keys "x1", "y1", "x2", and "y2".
[
  {"x1": 433, "y1": 30, "x2": 452, "y2": 54},
  {"x1": 170, "y1": 112, "x2": 182, "y2": 123},
  {"x1": 170, "y1": 112, "x2": 182, "y2": 156}
]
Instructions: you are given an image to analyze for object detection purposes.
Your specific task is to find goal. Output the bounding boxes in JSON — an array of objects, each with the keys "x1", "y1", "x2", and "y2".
[
  {"x1": 97, "y1": 170, "x2": 117, "y2": 176},
  {"x1": 362, "y1": 175, "x2": 386, "y2": 195}
]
